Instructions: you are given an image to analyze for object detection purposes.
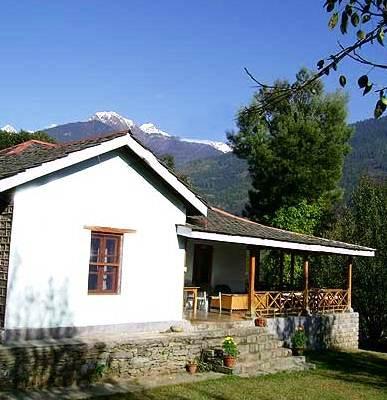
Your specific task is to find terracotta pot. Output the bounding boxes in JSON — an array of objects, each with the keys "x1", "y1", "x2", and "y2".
[
  {"x1": 255, "y1": 318, "x2": 267, "y2": 327},
  {"x1": 292, "y1": 347, "x2": 304, "y2": 356},
  {"x1": 186, "y1": 363, "x2": 198, "y2": 374},
  {"x1": 223, "y1": 355, "x2": 236, "y2": 368}
]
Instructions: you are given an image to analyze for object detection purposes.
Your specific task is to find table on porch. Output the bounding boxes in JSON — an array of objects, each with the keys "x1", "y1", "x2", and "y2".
[{"x1": 183, "y1": 286, "x2": 200, "y2": 313}]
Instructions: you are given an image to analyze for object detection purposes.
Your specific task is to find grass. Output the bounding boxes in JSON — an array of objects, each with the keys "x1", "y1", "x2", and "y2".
[{"x1": 99, "y1": 350, "x2": 387, "y2": 400}]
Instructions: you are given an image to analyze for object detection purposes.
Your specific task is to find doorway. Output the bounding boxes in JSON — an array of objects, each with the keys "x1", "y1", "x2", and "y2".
[{"x1": 192, "y1": 244, "x2": 213, "y2": 291}]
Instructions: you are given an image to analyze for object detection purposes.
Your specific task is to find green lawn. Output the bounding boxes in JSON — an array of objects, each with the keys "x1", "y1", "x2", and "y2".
[{"x1": 100, "y1": 350, "x2": 387, "y2": 400}]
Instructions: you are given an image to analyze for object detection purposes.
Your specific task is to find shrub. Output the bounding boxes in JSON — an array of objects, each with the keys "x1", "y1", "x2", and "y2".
[{"x1": 292, "y1": 326, "x2": 307, "y2": 348}]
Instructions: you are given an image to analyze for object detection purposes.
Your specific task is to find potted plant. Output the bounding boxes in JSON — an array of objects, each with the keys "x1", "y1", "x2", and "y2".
[
  {"x1": 185, "y1": 358, "x2": 198, "y2": 374},
  {"x1": 255, "y1": 316, "x2": 267, "y2": 327},
  {"x1": 291, "y1": 325, "x2": 307, "y2": 355},
  {"x1": 222, "y1": 336, "x2": 239, "y2": 368}
]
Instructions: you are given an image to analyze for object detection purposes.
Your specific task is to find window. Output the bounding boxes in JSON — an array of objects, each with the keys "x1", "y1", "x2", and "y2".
[{"x1": 88, "y1": 232, "x2": 122, "y2": 294}]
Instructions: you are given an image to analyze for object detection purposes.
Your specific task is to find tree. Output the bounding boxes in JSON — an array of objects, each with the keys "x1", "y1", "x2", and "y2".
[
  {"x1": 271, "y1": 200, "x2": 324, "y2": 235},
  {"x1": 0, "y1": 129, "x2": 55, "y2": 151},
  {"x1": 318, "y1": 176, "x2": 387, "y2": 347},
  {"x1": 245, "y1": 1, "x2": 387, "y2": 118},
  {"x1": 160, "y1": 154, "x2": 191, "y2": 187},
  {"x1": 228, "y1": 69, "x2": 352, "y2": 223}
]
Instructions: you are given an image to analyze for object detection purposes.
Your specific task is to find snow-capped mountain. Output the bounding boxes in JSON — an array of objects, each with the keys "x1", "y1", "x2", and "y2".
[
  {"x1": 140, "y1": 123, "x2": 170, "y2": 137},
  {"x1": 181, "y1": 138, "x2": 232, "y2": 153},
  {"x1": 90, "y1": 111, "x2": 135, "y2": 131},
  {"x1": 1, "y1": 124, "x2": 17, "y2": 133},
  {"x1": 43, "y1": 111, "x2": 232, "y2": 165}
]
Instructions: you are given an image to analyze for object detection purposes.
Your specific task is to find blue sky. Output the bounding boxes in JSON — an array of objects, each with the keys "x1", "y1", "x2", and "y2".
[{"x1": 0, "y1": 1, "x2": 381, "y2": 140}]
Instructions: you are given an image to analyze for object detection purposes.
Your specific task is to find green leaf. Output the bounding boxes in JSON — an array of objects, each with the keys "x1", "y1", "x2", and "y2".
[
  {"x1": 363, "y1": 83, "x2": 373, "y2": 95},
  {"x1": 340, "y1": 12, "x2": 349, "y2": 34},
  {"x1": 357, "y1": 30, "x2": 366, "y2": 40},
  {"x1": 326, "y1": 1, "x2": 335, "y2": 12},
  {"x1": 374, "y1": 100, "x2": 386, "y2": 118},
  {"x1": 317, "y1": 59, "x2": 325, "y2": 69},
  {"x1": 345, "y1": 4, "x2": 353, "y2": 15},
  {"x1": 381, "y1": 96, "x2": 387, "y2": 106},
  {"x1": 329, "y1": 12, "x2": 339, "y2": 29},
  {"x1": 350, "y1": 12, "x2": 359, "y2": 26},
  {"x1": 358, "y1": 75, "x2": 368, "y2": 88},
  {"x1": 339, "y1": 75, "x2": 347, "y2": 87},
  {"x1": 377, "y1": 29, "x2": 384, "y2": 46}
]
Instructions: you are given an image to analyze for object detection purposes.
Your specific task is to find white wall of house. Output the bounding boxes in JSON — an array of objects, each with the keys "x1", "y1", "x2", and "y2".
[
  {"x1": 5, "y1": 150, "x2": 187, "y2": 330},
  {"x1": 184, "y1": 241, "x2": 247, "y2": 293}
]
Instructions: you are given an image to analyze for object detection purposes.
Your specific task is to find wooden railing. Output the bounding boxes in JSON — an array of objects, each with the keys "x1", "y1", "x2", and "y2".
[
  {"x1": 254, "y1": 289, "x2": 349, "y2": 317},
  {"x1": 308, "y1": 288, "x2": 349, "y2": 314}
]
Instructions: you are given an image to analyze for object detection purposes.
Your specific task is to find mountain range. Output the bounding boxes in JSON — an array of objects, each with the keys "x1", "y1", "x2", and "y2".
[
  {"x1": 3, "y1": 111, "x2": 387, "y2": 214},
  {"x1": 42, "y1": 111, "x2": 231, "y2": 166}
]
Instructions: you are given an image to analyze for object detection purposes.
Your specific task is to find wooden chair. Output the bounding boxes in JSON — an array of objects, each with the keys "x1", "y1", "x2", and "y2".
[
  {"x1": 184, "y1": 291, "x2": 194, "y2": 310},
  {"x1": 209, "y1": 292, "x2": 222, "y2": 313},
  {"x1": 197, "y1": 291, "x2": 208, "y2": 311}
]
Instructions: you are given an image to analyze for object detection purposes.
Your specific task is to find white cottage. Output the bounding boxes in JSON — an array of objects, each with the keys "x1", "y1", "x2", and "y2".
[{"x1": 0, "y1": 132, "x2": 375, "y2": 341}]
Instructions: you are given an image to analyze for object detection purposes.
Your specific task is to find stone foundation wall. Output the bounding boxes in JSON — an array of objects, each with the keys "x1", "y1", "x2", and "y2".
[
  {"x1": 266, "y1": 312, "x2": 359, "y2": 350},
  {"x1": 0, "y1": 328, "x2": 253, "y2": 390}
]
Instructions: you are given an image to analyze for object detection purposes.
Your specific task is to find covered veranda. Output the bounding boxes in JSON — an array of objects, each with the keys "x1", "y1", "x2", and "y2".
[{"x1": 178, "y1": 207, "x2": 375, "y2": 320}]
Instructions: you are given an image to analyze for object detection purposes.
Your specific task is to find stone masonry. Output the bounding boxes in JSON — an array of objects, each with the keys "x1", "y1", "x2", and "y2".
[
  {"x1": 266, "y1": 312, "x2": 359, "y2": 350},
  {"x1": 0, "y1": 323, "x2": 311, "y2": 390}
]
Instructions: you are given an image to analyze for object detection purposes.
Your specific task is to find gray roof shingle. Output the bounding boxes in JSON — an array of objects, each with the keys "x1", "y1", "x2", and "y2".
[
  {"x1": 186, "y1": 207, "x2": 374, "y2": 253},
  {"x1": 0, "y1": 131, "x2": 126, "y2": 181}
]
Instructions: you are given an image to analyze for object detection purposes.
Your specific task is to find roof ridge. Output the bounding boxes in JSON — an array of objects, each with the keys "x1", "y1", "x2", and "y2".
[
  {"x1": 0, "y1": 139, "x2": 58, "y2": 156},
  {"x1": 56, "y1": 130, "x2": 130, "y2": 147}
]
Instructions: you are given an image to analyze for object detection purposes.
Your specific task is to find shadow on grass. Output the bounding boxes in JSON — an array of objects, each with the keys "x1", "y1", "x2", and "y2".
[{"x1": 307, "y1": 350, "x2": 387, "y2": 389}]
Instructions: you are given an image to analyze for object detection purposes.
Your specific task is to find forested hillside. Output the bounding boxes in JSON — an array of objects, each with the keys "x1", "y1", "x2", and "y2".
[
  {"x1": 180, "y1": 116, "x2": 387, "y2": 214},
  {"x1": 343, "y1": 117, "x2": 387, "y2": 196},
  {"x1": 181, "y1": 153, "x2": 250, "y2": 214}
]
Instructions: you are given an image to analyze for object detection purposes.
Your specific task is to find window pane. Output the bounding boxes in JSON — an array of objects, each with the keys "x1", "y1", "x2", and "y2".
[
  {"x1": 90, "y1": 236, "x2": 101, "y2": 263},
  {"x1": 103, "y1": 266, "x2": 116, "y2": 291},
  {"x1": 88, "y1": 269, "x2": 98, "y2": 291},
  {"x1": 105, "y1": 237, "x2": 119, "y2": 263}
]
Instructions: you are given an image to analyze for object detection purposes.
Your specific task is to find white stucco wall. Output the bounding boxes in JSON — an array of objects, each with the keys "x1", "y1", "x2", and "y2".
[
  {"x1": 5, "y1": 151, "x2": 187, "y2": 330},
  {"x1": 184, "y1": 241, "x2": 247, "y2": 293}
]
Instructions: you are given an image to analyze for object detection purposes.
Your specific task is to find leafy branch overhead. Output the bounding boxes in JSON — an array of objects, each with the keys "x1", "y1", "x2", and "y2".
[{"x1": 244, "y1": 0, "x2": 387, "y2": 118}]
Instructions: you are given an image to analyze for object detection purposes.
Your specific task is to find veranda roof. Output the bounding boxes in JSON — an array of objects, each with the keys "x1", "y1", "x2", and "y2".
[{"x1": 177, "y1": 207, "x2": 375, "y2": 257}]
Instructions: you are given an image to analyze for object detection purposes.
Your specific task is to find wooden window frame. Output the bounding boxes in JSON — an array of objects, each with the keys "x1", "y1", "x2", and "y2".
[{"x1": 88, "y1": 231, "x2": 123, "y2": 295}]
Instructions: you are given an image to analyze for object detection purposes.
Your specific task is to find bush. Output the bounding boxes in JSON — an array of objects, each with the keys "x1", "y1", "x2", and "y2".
[{"x1": 291, "y1": 326, "x2": 307, "y2": 348}]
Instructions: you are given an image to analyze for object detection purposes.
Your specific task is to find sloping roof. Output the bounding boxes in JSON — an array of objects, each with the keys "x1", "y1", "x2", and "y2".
[
  {"x1": 0, "y1": 132, "x2": 127, "y2": 180},
  {"x1": 0, "y1": 131, "x2": 207, "y2": 215},
  {"x1": 177, "y1": 207, "x2": 375, "y2": 257}
]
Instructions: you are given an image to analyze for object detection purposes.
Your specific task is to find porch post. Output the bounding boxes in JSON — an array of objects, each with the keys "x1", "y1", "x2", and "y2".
[
  {"x1": 248, "y1": 247, "x2": 256, "y2": 317},
  {"x1": 347, "y1": 256, "x2": 353, "y2": 311},
  {"x1": 303, "y1": 257, "x2": 309, "y2": 313}
]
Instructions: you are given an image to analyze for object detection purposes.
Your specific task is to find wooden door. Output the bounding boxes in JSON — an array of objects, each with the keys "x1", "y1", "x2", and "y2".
[{"x1": 192, "y1": 244, "x2": 213, "y2": 290}]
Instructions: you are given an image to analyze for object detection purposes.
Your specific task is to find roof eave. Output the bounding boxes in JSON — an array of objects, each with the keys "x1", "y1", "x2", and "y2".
[{"x1": 176, "y1": 225, "x2": 375, "y2": 257}]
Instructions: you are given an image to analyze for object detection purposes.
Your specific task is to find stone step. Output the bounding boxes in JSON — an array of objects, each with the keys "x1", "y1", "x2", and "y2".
[
  {"x1": 190, "y1": 321, "x2": 255, "y2": 331},
  {"x1": 238, "y1": 347, "x2": 293, "y2": 362},
  {"x1": 234, "y1": 355, "x2": 314, "y2": 377},
  {"x1": 238, "y1": 340, "x2": 284, "y2": 354}
]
